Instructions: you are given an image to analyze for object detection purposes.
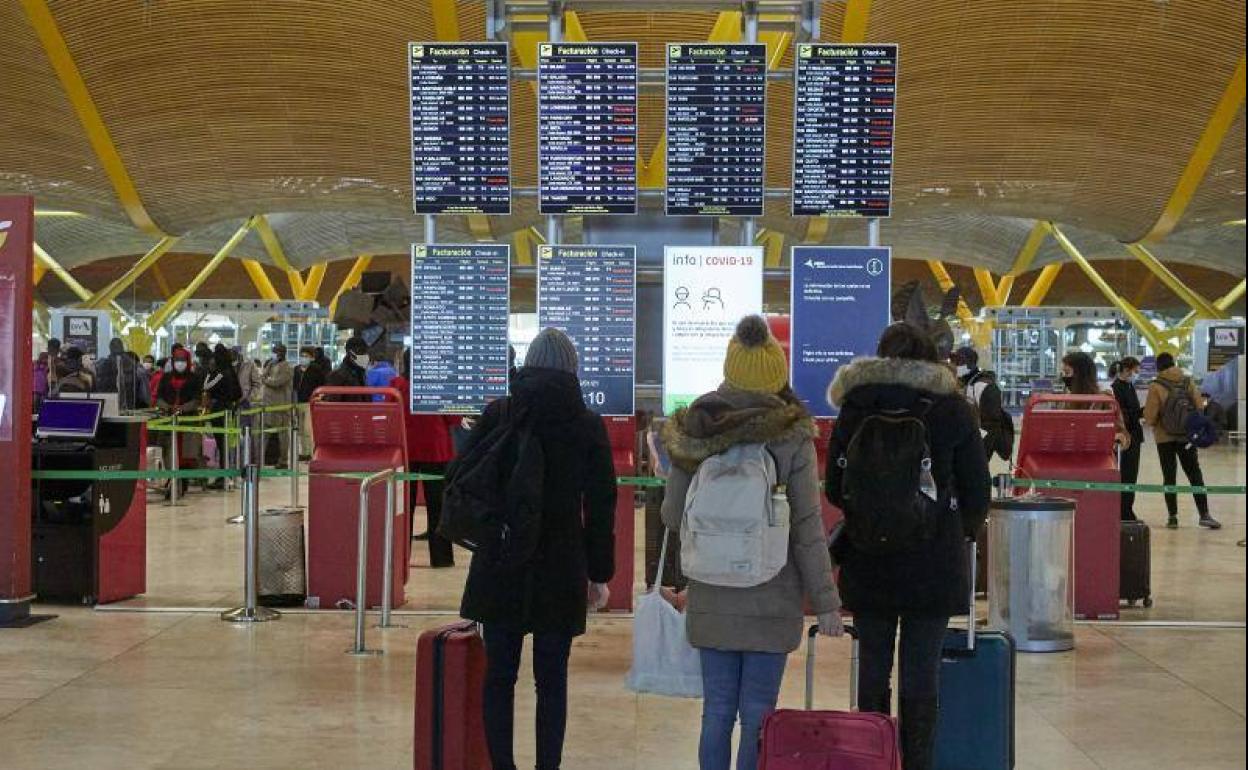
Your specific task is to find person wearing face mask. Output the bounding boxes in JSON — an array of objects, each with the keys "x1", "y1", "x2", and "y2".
[
  {"x1": 1109, "y1": 358, "x2": 1145, "y2": 521},
  {"x1": 1061, "y1": 351, "x2": 1132, "y2": 450},
  {"x1": 951, "y1": 346, "x2": 1013, "y2": 463},
  {"x1": 294, "y1": 346, "x2": 327, "y2": 459},
  {"x1": 261, "y1": 344, "x2": 294, "y2": 469},
  {"x1": 324, "y1": 336, "x2": 372, "y2": 401},
  {"x1": 157, "y1": 348, "x2": 204, "y2": 497}
]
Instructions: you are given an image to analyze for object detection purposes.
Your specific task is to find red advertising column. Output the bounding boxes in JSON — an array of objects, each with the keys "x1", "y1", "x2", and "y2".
[{"x1": 0, "y1": 196, "x2": 34, "y2": 626}]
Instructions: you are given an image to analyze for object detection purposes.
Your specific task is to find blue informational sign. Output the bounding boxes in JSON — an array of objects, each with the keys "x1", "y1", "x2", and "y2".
[
  {"x1": 537, "y1": 245, "x2": 637, "y2": 416},
  {"x1": 409, "y1": 244, "x2": 511, "y2": 414},
  {"x1": 790, "y1": 246, "x2": 891, "y2": 417}
]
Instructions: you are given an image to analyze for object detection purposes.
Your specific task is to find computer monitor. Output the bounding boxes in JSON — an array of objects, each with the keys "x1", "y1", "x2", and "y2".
[
  {"x1": 37, "y1": 398, "x2": 103, "y2": 440},
  {"x1": 59, "y1": 391, "x2": 120, "y2": 418}
]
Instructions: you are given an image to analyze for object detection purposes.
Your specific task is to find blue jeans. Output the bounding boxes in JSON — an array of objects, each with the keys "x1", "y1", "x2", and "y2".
[{"x1": 698, "y1": 649, "x2": 788, "y2": 770}]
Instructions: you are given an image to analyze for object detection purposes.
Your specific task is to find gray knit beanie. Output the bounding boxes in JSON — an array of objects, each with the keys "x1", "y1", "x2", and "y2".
[{"x1": 524, "y1": 328, "x2": 579, "y2": 374}]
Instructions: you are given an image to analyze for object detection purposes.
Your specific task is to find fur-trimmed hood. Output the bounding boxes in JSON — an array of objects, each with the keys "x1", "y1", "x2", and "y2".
[
  {"x1": 662, "y1": 385, "x2": 817, "y2": 472},
  {"x1": 827, "y1": 357, "x2": 959, "y2": 408}
]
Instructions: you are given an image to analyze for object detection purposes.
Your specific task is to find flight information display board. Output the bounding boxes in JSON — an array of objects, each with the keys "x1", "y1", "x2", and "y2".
[
  {"x1": 537, "y1": 245, "x2": 637, "y2": 416},
  {"x1": 409, "y1": 244, "x2": 511, "y2": 414},
  {"x1": 666, "y1": 43, "x2": 767, "y2": 216},
  {"x1": 792, "y1": 44, "x2": 897, "y2": 218},
  {"x1": 538, "y1": 43, "x2": 638, "y2": 215},
  {"x1": 409, "y1": 43, "x2": 511, "y2": 215}
]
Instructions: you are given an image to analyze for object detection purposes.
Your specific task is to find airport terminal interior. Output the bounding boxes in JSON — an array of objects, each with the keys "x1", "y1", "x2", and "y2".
[{"x1": 0, "y1": 1, "x2": 1245, "y2": 769}]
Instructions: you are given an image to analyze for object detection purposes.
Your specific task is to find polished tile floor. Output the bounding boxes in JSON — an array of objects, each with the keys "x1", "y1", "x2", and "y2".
[{"x1": 2, "y1": 441, "x2": 1244, "y2": 768}]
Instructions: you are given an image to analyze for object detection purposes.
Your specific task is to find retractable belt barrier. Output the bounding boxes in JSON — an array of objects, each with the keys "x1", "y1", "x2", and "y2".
[{"x1": 28, "y1": 469, "x2": 1246, "y2": 496}]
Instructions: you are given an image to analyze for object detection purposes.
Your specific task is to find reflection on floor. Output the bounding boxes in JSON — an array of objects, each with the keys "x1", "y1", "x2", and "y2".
[{"x1": 0, "y1": 443, "x2": 1243, "y2": 768}]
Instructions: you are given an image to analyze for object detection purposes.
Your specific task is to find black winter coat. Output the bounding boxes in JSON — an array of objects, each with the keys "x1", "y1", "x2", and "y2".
[
  {"x1": 825, "y1": 357, "x2": 991, "y2": 618},
  {"x1": 459, "y1": 367, "x2": 617, "y2": 636},
  {"x1": 322, "y1": 360, "x2": 369, "y2": 401}
]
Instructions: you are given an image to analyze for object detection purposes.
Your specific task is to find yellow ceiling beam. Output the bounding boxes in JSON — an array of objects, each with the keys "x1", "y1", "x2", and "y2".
[
  {"x1": 512, "y1": 228, "x2": 536, "y2": 266},
  {"x1": 34, "y1": 243, "x2": 132, "y2": 327},
  {"x1": 147, "y1": 217, "x2": 256, "y2": 331},
  {"x1": 84, "y1": 235, "x2": 178, "y2": 308},
  {"x1": 802, "y1": 0, "x2": 872, "y2": 243},
  {"x1": 149, "y1": 263, "x2": 174, "y2": 301},
  {"x1": 925, "y1": 260, "x2": 978, "y2": 325},
  {"x1": 1125, "y1": 243, "x2": 1225, "y2": 320},
  {"x1": 1135, "y1": 56, "x2": 1246, "y2": 244},
  {"x1": 19, "y1": 0, "x2": 168, "y2": 237},
  {"x1": 1021, "y1": 263, "x2": 1062, "y2": 307},
  {"x1": 33, "y1": 262, "x2": 47, "y2": 285},
  {"x1": 241, "y1": 259, "x2": 282, "y2": 301},
  {"x1": 253, "y1": 215, "x2": 304, "y2": 297},
  {"x1": 327, "y1": 255, "x2": 374, "y2": 319},
  {"x1": 300, "y1": 262, "x2": 328, "y2": 302},
  {"x1": 995, "y1": 275, "x2": 1016, "y2": 305},
  {"x1": 759, "y1": 229, "x2": 785, "y2": 268},
  {"x1": 1049, "y1": 223, "x2": 1170, "y2": 352},
  {"x1": 429, "y1": 0, "x2": 460, "y2": 39},
  {"x1": 468, "y1": 215, "x2": 494, "y2": 242},
  {"x1": 840, "y1": 0, "x2": 873, "y2": 43},
  {"x1": 1175, "y1": 279, "x2": 1246, "y2": 332},
  {"x1": 1007, "y1": 220, "x2": 1049, "y2": 276},
  {"x1": 973, "y1": 268, "x2": 1000, "y2": 308}
]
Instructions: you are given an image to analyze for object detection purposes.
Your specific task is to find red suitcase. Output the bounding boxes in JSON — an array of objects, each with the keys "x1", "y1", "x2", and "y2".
[
  {"x1": 414, "y1": 621, "x2": 489, "y2": 770},
  {"x1": 760, "y1": 626, "x2": 901, "y2": 770}
]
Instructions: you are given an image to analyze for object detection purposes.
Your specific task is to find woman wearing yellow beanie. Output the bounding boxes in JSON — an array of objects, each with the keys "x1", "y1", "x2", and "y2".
[{"x1": 661, "y1": 315, "x2": 841, "y2": 770}]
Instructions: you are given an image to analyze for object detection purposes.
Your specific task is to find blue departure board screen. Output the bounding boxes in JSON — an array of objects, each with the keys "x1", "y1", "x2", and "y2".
[
  {"x1": 538, "y1": 43, "x2": 638, "y2": 215},
  {"x1": 537, "y1": 245, "x2": 637, "y2": 416},
  {"x1": 666, "y1": 43, "x2": 767, "y2": 217},
  {"x1": 409, "y1": 244, "x2": 511, "y2": 414},
  {"x1": 792, "y1": 44, "x2": 897, "y2": 218},
  {"x1": 409, "y1": 42, "x2": 511, "y2": 215}
]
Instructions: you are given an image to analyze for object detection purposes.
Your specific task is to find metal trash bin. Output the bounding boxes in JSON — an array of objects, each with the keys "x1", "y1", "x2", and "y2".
[
  {"x1": 258, "y1": 506, "x2": 306, "y2": 607},
  {"x1": 987, "y1": 496, "x2": 1076, "y2": 653}
]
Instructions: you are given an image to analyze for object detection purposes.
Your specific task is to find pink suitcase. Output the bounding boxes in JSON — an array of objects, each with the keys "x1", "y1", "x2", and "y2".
[{"x1": 760, "y1": 626, "x2": 901, "y2": 770}]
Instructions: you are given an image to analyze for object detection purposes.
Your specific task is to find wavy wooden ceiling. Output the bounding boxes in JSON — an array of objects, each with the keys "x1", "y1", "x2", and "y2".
[{"x1": 2, "y1": 0, "x2": 1244, "y2": 275}]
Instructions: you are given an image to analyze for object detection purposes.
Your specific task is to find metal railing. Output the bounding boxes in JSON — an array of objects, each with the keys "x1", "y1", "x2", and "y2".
[{"x1": 346, "y1": 467, "x2": 401, "y2": 656}]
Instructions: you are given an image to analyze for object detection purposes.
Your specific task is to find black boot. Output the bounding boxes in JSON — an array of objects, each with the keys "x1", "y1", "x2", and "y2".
[
  {"x1": 899, "y1": 697, "x2": 939, "y2": 770},
  {"x1": 858, "y1": 687, "x2": 891, "y2": 716}
]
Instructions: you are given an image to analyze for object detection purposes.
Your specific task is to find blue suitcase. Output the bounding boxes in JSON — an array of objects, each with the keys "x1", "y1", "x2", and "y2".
[{"x1": 933, "y1": 543, "x2": 1016, "y2": 770}]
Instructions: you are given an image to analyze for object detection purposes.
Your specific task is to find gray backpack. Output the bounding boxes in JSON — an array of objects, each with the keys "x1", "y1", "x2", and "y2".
[{"x1": 680, "y1": 443, "x2": 790, "y2": 588}]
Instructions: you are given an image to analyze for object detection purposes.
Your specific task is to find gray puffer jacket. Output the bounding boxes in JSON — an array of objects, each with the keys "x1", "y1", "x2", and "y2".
[{"x1": 661, "y1": 385, "x2": 840, "y2": 654}]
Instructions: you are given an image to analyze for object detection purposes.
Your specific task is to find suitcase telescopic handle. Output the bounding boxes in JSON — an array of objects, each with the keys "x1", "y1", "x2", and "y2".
[
  {"x1": 805, "y1": 623, "x2": 859, "y2": 711},
  {"x1": 966, "y1": 540, "x2": 978, "y2": 652}
]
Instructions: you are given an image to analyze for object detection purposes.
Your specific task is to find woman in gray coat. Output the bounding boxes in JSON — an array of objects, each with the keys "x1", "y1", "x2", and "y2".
[{"x1": 662, "y1": 316, "x2": 841, "y2": 770}]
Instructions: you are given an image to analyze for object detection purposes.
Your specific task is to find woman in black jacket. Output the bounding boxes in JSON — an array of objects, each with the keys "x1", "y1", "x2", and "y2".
[
  {"x1": 201, "y1": 344, "x2": 242, "y2": 486},
  {"x1": 825, "y1": 323, "x2": 991, "y2": 770},
  {"x1": 1109, "y1": 357, "x2": 1145, "y2": 521},
  {"x1": 458, "y1": 328, "x2": 617, "y2": 770}
]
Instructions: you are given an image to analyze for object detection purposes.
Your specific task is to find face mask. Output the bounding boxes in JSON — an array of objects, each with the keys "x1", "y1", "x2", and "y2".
[
  {"x1": 174, "y1": 361, "x2": 188, "y2": 373},
  {"x1": 353, "y1": 353, "x2": 370, "y2": 369},
  {"x1": 955, "y1": 365, "x2": 970, "y2": 377},
  {"x1": 142, "y1": 362, "x2": 154, "y2": 372},
  {"x1": 300, "y1": 356, "x2": 313, "y2": 366}
]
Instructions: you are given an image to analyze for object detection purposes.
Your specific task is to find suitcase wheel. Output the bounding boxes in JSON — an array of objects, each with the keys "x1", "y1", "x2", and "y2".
[{"x1": 1143, "y1": 597, "x2": 1154, "y2": 608}]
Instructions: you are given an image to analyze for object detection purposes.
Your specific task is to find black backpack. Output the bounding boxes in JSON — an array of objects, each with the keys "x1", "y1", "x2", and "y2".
[
  {"x1": 438, "y1": 403, "x2": 545, "y2": 568},
  {"x1": 837, "y1": 402, "x2": 947, "y2": 555}
]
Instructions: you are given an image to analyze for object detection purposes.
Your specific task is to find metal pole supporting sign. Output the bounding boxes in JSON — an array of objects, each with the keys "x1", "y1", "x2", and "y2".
[
  {"x1": 222, "y1": 426, "x2": 280, "y2": 623},
  {"x1": 348, "y1": 467, "x2": 397, "y2": 655},
  {"x1": 376, "y1": 469, "x2": 406, "y2": 629}
]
